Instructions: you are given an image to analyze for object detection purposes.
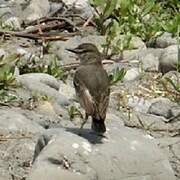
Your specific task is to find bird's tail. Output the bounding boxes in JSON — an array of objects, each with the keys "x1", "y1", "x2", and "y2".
[{"x1": 91, "y1": 117, "x2": 106, "y2": 134}]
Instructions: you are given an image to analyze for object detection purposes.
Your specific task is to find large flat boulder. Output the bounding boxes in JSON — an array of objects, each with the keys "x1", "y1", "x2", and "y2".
[{"x1": 27, "y1": 118, "x2": 175, "y2": 180}]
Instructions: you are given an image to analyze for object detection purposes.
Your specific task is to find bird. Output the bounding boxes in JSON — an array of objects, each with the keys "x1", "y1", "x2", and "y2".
[{"x1": 66, "y1": 43, "x2": 110, "y2": 134}]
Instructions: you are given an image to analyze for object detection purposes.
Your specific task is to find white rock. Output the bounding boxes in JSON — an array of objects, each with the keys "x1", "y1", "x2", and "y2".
[
  {"x1": 62, "y1": 0, "x2": 93, "y2": 18},
  {"x1": 123, "y1": 68, "x2": 140, "y2": 82},
  {"x1": 156, "y1": 32, "x2": 177, "y2": 48},
  {"x1": 159, "y1": 45, "x2": 178, "y2": 74},
  {"x1": 140, "y1": 53, "x2": 159, "y2": 71},
  {"x1": 23, "y1": 0, "x2": 50, "y2": 21},
  {"x1": 0, "y1": 49, "x2": 6, "y2": 57}
]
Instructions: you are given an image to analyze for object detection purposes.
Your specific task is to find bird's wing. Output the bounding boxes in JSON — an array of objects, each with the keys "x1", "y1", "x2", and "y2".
[
  {"x1": 73, "y1": 74, "x2": 95, "y2": 115},
  {"x1": 97, "y1": 88, "x2": 110, "y2": 120}
]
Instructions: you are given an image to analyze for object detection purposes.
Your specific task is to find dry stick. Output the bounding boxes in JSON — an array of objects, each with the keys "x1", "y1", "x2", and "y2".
[
  {"x1": 61, "y1": 60, "x2": 114, "y2": 71},
  {"x1": 34, "y1": 17, "x2": 80, "y2": 31},
  {"x1": 21, "y1": 20, "x2": 66, "y2": 34},
  {"x1": 37, "y1": 20, "x2": 46, "y2": 58},
  {"x1": 24, "y1": 17, "x2": 79, "y2": 33},
  {"x1": 83, "y1": 13, "x2": 94, "y2": 27},
  {"x1": 60, "y1": 14, "x2": 96, "y2": 27},
  {"x1": 48, "y1": 17, "x2": 80, "y2": 31},
  {"x1": 0, "y1": 102, "x2": 10, "y2": 107},
  {"x1": 0, "y1": 136, "x2": 32, "y2": 141},
  {"x1": 0, "y1": 20, "x2": 66, "y2": 37},
  {"x1": 0, "y1": 30, "x2": 78, "y2": 41},
  {"x1": 0, "y1": 18, "x2": 80, "y2": 41}
]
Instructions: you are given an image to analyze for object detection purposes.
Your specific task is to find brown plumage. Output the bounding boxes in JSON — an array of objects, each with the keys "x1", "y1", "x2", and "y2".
[{"x1": 67, "y1": 43, "x2": 110, "y2": 133}]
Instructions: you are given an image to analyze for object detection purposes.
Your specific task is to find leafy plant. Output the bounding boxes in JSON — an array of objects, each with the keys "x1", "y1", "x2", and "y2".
[
  {"x1": 90, "y1": 0, "x2": 118, "y2": 35},
  {"x1": 43, "y1": 56, "x2": 64, "y2": 79},
  {"x1": 68, "y1": 105, "x2": 83, "y2": 120},
  {"x1": 0, "y1": 64, "x2": 16, "y2": 89},
  {"x1": 164, "y1": 77, "x2": 180, "y2": 92},
  {"x1": 103, "y1": 21, "x2": 133, "y2": 56},
  {"x1": 18, "y1": 54, "x2": 64, "y2": 79},
  {"x1": 31, "y1": 91, "x2": 52, "y2": 102},
  {"x1": 0, "y1": 54, "x2": 21, "y2": 89},
  {"x1": 160, "y1": 76, "x2": 180, "y2": 103},
  {"x1": 108, "y1": 67, "x2": 126, "y2": 85},
  {"x1": 90, "y1": 0, "x2": 180, "y2": 53},
  {"x1": 0, "y1": 90, "x2": 17, "y2": 104},
  {"x1": 177, "y1": 25, "x2": 180, "y2": 72}
]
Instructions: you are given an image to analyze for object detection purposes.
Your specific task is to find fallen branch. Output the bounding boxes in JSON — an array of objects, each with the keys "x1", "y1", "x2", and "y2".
[
  {"x1": 21, "y1": 20, "x2": 66, "y2": 34},
  {"x1": 25, "y1": 17, "x2": 80, "y2": 32},
  {"x1": 0, "y1": 30, "x2": 79, "y2": 41},
  {"x1": 83, "y1": 12, "x2": 95, "y2": 27},
  {"x1": 61, "y1": 59, "x2": 114, "y2": 71},
  {"x1": 0, "y1": 135, "x2": 32, "y2": 141}
]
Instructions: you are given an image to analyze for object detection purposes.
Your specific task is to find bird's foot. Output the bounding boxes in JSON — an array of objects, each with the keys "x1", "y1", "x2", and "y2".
[
  {"x1": 80, "y1": 120, "x2": 87, "y2": 129},
  {"x1": 80, "y1": 113, "x2": 88, "y2": 130}
]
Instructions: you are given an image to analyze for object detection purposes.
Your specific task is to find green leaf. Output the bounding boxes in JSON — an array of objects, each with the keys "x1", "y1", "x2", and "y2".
[
  {"x1": 90, "y1": 0, "x2": 105, "y2": 6},
  {"x1": 109, "y1": 67, "x2": 126, "y2": 85},
  {"x1": 141, "y1": 0, "x2": 155, "y2": 17},
  {"x1": 0, "y1": 64, "x2": 15, "y2": 88},
  {"x1": 165, "y1": 77, "x2": 180, "y2": 92},
  {"x1": 103, "y1": 0, "x2": 118, "y2": 19},
  {"x1": 119, "y1": 0, "x2": 133, "y2": 16}
]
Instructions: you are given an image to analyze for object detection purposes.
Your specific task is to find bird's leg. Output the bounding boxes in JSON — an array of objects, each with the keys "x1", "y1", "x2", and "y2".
[{"x1": 80, "y1": 113, "x2": 88, "y2": 129}]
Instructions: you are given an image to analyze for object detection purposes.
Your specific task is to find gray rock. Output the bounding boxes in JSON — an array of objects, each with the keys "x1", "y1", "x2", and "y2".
[
  {"x1": 27, "y1": 119, "x2": 175, "y2": 180},
  {"x1": 17, "y1": 73, "x2": 70, "y2": 106},
  {"x1": 0, "y1": 138, "x2": 38, "y2": 180},
  {"x1": 59, "y1": 81, "x2": 76, "y2": 101},
  {"x1": 62, "y1": 0, "x2": 93, "y2": 18},
  {"x1": 130, "y1": 36, "x2": 147, "y2": 49},
  {"x1": 123, "y1": 111, "x2": 180, "y2": 136},
  {"x1": 157, "y1": 137, "x2": 180, "y2": 179},
  {"x1": 0, "y1": 107, "x2": 44, "y2": 134},
  {"x1": 123, "y1": 49, "x2": 140, "y2": 61},
  {"x1": 123, "y1": 48, "x2": 163, "y2": 62},
  {"x1": 18, "y1": 73, "x2": 59, "y2": 90},
  {"x1": 148, "y1": 97, "x2": 179, "y2": 120},
  {"x1": 123, "y1": 111, "x2": 169, "y2": 131},
  {"x1": 0, "y1": 171, "x2": 11, "y2": 180},
  {"x1": 49, "y1": 2, "x2": 64, "y2": 14},
  {"x1": 156, "y1": 32, "x2": 177, "y2": 48},
  {"x1": 20, "y1": 104, "x2": 65, "y2": 130},
  {"x1": 0, "y1": 4, "x2": 12, "y2": 21},
  {"x1": 0, "y1": 39, "x2": 37, "y2": 58},
  {"x1": 127, "y1": 96, "x2": 152, "y2": 113},
  {"x1": 140, "y1": 53, "x2": 159, "y2": 71},
  {"x1": 22, "y1": 0, "x2": 50, "y2": 22},
  {"x1": 123, "y1": 67, "x2": 140, "y2": 82},
  {"x1": 159, "y1": 45, "x2": 179, "y2": 74},
  {"x1": 0, "y1": 49, "x2": 6, "y2": 57}
]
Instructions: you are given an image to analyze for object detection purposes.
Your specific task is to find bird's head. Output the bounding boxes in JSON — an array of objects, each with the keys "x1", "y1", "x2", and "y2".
[{"x1": 66, "y1": 43, "x2": 102, "y2": 65}]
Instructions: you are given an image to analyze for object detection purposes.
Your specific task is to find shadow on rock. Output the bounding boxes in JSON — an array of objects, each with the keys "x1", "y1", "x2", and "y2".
[{"x1": 65, "y1": 127, "x2": 105, "y2": 144}]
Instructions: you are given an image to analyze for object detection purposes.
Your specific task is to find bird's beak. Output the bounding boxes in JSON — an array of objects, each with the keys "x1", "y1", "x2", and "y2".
[
  {"x1": 66, "y1": 47, "x2": 85, "y2": 54},
  {"x1": 66, "y1": 48, "x2": 77, "y2": 53}
]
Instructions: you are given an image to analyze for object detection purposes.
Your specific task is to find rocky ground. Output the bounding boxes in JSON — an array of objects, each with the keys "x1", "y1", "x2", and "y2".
[{"x1": 0, "y1": 0, "x2": 179, "y2": 180}]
